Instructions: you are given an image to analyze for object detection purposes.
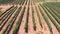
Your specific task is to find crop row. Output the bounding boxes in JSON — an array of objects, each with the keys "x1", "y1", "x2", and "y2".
[
  {"x1": 0, "y1": 0, "x2": 16, "y2": 4},
  {"x1": 1, "y1": 6, "x2": 20, "y2": 34},
  {"x1": 45, "y1": 3, "x2": 60, "y2": 19},
  {"x1": 41, "y1": 3, "x2": 60, "y2": 32},
  {"x1": 0, "y1": 6, "x2": 16, "y2": 25},
  {"x1": 0, "y1": 6, "x2": 14, "y2": 17},
  {"x1": 44, "y1": 4, "x2": 60, "y2": 24},
  {"x1": 0, "y1": 6, "x2": 17, "y2": 31},
  {"x1": 32, "y1": 7, "x2": 36, "y2": 30},
  {"x1": 24, "y1": 7, "x2": 29, "y2": 33},
  {"x1": 35, "y1": 6, "x2": 43, "y2": 28},
  {"x1": 38, "y1": 5, "x2": 52, "y2": 33},
  {"x1": 12, "y1": 6, "x2": 26, "y2": 34}
]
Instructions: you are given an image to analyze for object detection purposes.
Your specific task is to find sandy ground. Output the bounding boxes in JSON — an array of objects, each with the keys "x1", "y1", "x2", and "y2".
[
  {"x1": 28, "y1": 1, "x2": 35, "y2": 34},
  {"x1": 33, "y1": 6, "x2": 43, "y2": 34},
  {"x1": 0, "y1": 5, "x2": 13, "y2": 13},
  {"x1": 46, "y1": 0, "x2": 60, "y2": 2},
  {"x1": 32, "y1": 4, "x2": 42, "y2": 32},
  {"x1": 28, "y1": 0, "x2": 35, "y2": 34},
  {"x1": 0, "y1": 6, "x2": 14, "y2": 20}
]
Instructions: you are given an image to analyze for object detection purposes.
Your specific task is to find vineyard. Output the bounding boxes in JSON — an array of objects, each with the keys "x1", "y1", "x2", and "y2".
[{"x1": 0, "y1": 0, "x2": 60, "y2": 34}]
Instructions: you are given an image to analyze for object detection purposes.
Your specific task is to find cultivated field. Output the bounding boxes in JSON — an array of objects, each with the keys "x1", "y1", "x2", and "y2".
[{"x1": 0, "y1": 0, "x2": 60, "y2": 34}]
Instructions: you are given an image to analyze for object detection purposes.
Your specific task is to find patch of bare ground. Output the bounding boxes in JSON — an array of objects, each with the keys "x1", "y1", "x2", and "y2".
[
  {"x1": 28, "y1": 4, "x2": 35, "y2": 34},
  {"x1": 46, "y1": 0, "x2": 60, "y2": 2},
  {"x1": 35, "y1": 2, "x2": 40, "y2": 5},
  {"x1": 35, "y1": 4, "x2": 44, "y2": 34},
  {"x1": 0, "y1": 5, "x2": 13, "y2": 13},
  {"x1": 0, "y1": 6, "x2": 14, "y2": 20},
  {"x1": 33, "y1": 5, "x2": 41, "y2": 31},
  {"x1": 28, "y1": 0, "x2": 36, "y2": 34}
]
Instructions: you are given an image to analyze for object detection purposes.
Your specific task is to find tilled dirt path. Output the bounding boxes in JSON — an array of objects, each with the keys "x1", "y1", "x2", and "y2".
[
  {"x1": 28, "y1": 0, "x2": 35, "y2": 34},
  {"x1": 33, "y1": 5, "x2": 42, "y2": 32}
]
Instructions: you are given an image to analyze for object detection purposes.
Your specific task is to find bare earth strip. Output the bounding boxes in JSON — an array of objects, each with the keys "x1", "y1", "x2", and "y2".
[
  {"x1": 33, "y1": 6, "x2": 41, "y2": 31},
  {"x1": 35, "y1": 4, "x2": 44, "y2": 34},
  {"x1": 0, "y1": 5, "x2": 14, "y2": 19},
  {"x1": 0, "y1": 5, "x2": 13, "y2": 13},
  {"x1": 28, "y1": 3, "x2": 35, "y2": 34}
]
